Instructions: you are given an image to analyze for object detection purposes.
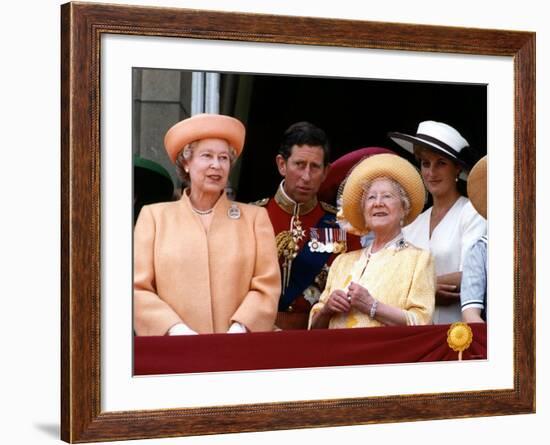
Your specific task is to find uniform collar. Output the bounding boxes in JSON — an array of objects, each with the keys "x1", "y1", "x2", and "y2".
[{"x1": 274, "y1": 181, "x2": 318, "y2": 216}]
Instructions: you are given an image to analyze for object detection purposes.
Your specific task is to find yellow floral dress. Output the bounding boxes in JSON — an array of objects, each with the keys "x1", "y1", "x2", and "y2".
[{"x1": 308, "y1": 241, "x2": 435, "y2": 329}]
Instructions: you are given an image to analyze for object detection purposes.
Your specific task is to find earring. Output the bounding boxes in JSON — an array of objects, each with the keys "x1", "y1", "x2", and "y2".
[
  {"x1": 185, "y1": 168, "x2": 189, "y2": 173},
  {"x1": 455, "y1": 176, "x2": 459, "y2": 182}
]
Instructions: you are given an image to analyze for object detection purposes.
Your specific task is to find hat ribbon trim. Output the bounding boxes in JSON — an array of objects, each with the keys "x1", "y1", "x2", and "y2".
[{"x1": 415, "y1": 133, "x2": 464, "y2": 159}]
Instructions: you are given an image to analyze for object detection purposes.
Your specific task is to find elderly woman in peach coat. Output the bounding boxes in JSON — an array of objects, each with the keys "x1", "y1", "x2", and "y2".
[{"x1": 134, "y1": 114, "x2": 281, "y2": 336}]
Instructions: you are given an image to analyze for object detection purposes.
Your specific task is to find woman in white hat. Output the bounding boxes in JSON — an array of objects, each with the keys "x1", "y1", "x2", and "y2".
[
  {"x1": 134, "y1": 114, "x2": 281, "y2": 335},
  {"x1": 308, "y1": 154, "x2": 435, "y2": 330},
  {"x1": 388, "y1": 121, "x2": 486, "y2": 324}
]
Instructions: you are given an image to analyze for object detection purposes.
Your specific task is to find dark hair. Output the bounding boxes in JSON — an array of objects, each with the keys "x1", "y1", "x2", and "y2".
[{"x1": 279, "y1": 121, "x2": 330, "y2": 166}]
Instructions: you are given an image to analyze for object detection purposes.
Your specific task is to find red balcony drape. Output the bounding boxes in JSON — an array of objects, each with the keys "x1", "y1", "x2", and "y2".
[{"x1": 134, "y1": 323, "x2": 486, "y2": 375}]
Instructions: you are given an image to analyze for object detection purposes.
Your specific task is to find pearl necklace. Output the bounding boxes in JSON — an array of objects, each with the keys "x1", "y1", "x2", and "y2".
[
  {"x1": 357, "y1": 232, "x2": 406, "y2": 280},
  {"x1": 191, "y1": 206, "x2": 213, "y2": 215}
]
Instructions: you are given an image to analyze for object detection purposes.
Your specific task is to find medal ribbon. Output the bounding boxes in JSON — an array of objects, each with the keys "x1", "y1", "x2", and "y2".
[{"x1": 278, "y1": 212, "x2": 335, "y2": 311}]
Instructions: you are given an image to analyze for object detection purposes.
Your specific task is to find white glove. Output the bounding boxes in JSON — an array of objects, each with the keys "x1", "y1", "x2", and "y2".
[
  {"x1": 227, "y1": 322, "x2": 247, "y2": 334},
  {"x1": 167, "y1": 322, "x2": 198, "y2": 336}
]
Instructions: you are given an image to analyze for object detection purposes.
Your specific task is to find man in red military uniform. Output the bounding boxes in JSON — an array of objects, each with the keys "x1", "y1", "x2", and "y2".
[{"x1": 254, "y1": 122, "x2": 362, "y2": 330}]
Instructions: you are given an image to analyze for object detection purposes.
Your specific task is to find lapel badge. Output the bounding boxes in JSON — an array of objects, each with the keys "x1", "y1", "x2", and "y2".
[{"x1": 228, "y1": 203, "x2": 241, "y2": 219}]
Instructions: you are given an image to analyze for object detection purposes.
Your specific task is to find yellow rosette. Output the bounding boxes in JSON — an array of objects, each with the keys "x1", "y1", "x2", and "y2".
[{"x1": 447, "y1": 322, "x2": 473, "y2": 361}]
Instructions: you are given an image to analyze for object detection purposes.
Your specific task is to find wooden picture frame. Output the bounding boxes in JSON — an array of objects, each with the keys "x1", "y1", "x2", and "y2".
[{"x1": 61, "y1": 1, "x2": 535, "y2": 442}]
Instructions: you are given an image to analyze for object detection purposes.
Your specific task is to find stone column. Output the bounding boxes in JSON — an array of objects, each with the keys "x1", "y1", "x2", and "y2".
[{"x1": 133, "y1": 68, "x2": 193, "y2": 188}]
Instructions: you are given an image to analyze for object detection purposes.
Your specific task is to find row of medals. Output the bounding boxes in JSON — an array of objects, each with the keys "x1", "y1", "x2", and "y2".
[{"x1": 307, "y1": 227, "x2": 347, "y2": 254}]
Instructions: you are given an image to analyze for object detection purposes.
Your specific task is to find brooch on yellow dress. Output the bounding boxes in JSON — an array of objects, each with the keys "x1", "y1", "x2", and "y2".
[{"x1": 395, "y1": 238, "x2": 409, "y2": 252}]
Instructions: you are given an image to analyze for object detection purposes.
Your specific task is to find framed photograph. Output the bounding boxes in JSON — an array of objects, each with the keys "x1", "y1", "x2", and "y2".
[{"x1": 61, "y1": 1, "x2": 535, "y2": 442}]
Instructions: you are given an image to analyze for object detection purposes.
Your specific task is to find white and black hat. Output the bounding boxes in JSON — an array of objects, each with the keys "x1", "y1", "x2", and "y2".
[{"x1": 388, "y1": 121, "x2": 471, "y2": 172}]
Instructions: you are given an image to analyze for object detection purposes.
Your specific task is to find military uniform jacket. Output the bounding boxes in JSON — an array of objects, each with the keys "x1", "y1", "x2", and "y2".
[{"x1": 257, "y1": 182, "x2": 361, "y2": 314}]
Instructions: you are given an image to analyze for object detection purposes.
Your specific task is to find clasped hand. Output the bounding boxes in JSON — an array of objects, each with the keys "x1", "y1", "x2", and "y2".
[{"x1": 321, "y1": 281, "x2": 375, "y2": 315}]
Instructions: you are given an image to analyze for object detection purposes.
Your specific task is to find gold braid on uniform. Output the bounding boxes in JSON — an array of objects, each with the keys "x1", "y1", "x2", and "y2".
[
  {"x1": 320, "y1": 201, "x2": 337, "y2": 214},
  {"x1": 276, "y1": 230, "x2": 296, "y2": 260},
  {"x1": 277, "y1": 216, "x2": 305, "y2": 290},
  {"x1": 250, "y1": 197, "x2": 269, "y2": 207}
]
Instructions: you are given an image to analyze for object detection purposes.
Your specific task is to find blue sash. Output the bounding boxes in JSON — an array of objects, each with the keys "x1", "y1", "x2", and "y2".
[{"x1": 278, "y1": 212, "x2": 335, "y2": 310}]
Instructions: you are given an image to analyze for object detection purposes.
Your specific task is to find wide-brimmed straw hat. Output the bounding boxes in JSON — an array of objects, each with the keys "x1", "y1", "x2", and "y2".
[
  {"x1": 318, "y1": 146, "x2": 396, "y2": 205},
  {"x1": 164, "y1": 113, "x2": 246, "y2": 163},
  {"x1": 388, "y1": 121, "x2": 471, "y2": 173},
  {"x1": 467, "y1": 155, "x2": 487, "y2": 219},
  {"x1": 342, "y1": 154, "x2": 425, "y2": 234}
]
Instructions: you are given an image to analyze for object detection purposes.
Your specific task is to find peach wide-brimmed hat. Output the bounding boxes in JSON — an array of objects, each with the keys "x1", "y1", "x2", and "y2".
[
  {"x1": 467, "y1": 155, "x2": 487, "y2": 219},
  {"x1": 164, "y1": 113, "x2": 246, "y2": 163},
  {"x1": 342, "y1": 153, "x2": 426, "y2": 234}
]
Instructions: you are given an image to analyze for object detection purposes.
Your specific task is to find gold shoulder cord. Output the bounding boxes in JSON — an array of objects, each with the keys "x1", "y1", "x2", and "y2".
[
  {"x1": 276, "y1": 215, "x2": 305, "y2": 291},
  {"x1": 250, "y1": 197, "x2": 269, "y2": 207}
]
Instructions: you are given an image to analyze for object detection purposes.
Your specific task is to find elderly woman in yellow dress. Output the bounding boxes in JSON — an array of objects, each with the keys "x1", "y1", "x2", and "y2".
[
  {"x1": 309, "y1": 154, "x2": 435, "y2": 329},
  {"x1": 134, "y1": 114, "x2": 281, "y2": 336}
]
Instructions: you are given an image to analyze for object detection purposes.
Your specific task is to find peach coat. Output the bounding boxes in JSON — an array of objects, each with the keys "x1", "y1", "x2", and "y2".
[{"x1": 134, "y1": 192, "x2": 281, "y2": 335}]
